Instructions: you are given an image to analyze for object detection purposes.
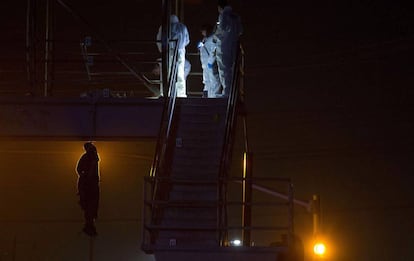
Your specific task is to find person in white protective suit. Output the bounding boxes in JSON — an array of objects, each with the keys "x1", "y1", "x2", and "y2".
[
  {"x1": 198, "y1": 24, "x2": 221, "y2": 98},
  {"x1": 157, "y1": 15, "x2": 190, "y2": 97},
  {"x1": 184, "y1": 59, "x2": 191, "y2": 81},
  {"x1": 214, "y1": 0, "x2": 242, "y2": 97}
]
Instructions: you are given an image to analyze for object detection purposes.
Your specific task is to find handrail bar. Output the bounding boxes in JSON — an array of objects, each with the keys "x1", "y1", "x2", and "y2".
[
  {"x1": 144, "y1": 175, "x2": 292, "y2": 183},
  {"x1": 149, "y1": 42, "x2": 179, "y2": 205},
  {"x1": 144, "y1": 225, "x2": 291, "y2": 232},
  {"x1": 142, "y1": 171, "x2": 294, "y2": 250},
  {"x1": 216, "y1": 41, "x2": 244, "y2": 244}
]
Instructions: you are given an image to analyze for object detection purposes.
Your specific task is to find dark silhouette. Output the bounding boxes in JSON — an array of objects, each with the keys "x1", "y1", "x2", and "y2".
[
  {"x1": 76, "y1": 142, "x2": 100, "y2": 237},
  {"x1": 214, "y1": 0, "x2": 243, "y2": 97}
]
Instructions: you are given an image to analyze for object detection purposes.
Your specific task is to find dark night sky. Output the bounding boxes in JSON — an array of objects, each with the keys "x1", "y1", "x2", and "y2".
[{"x1": 1, "y1": 0, "x2": 414, "y2": 260}]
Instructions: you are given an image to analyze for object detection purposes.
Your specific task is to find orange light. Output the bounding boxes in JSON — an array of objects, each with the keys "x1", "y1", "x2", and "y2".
[{"x1": 313, "y1": 242, "x2": 326, "y2": 256}]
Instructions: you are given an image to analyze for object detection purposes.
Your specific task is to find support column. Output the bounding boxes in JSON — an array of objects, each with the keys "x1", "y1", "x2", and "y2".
[
  {"x1": 44, "y1": 0, "x2": 54, "y2": 97},
  {"x1": 312, "y1": 194, "x2": 321, "y2": 237},
  {"x1": 26, "y1": 0, "x2": 37, "y2": 95}
]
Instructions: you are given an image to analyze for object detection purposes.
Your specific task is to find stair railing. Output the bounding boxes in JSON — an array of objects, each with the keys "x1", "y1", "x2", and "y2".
[
  {"x1": 217, "y1": 41, "x2": 245, "y2": 245},
  {"x1": 149, "y1": 40, "x2": 179, "y2": 191},
  {"x1": 147, "y1": 39, "x2": 181, "y2": 238}
]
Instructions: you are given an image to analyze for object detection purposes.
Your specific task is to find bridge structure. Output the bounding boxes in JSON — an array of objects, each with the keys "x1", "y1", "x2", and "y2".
[{"x1": 0, "y1": 96, "x2": 163, "y2": 140}]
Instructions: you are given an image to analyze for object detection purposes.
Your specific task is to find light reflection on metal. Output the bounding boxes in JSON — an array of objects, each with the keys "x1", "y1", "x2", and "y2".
[
  {"x1": 242, "y1": 152, "x2": 247, "y2": 178},
  {"x1": 230, "y1": 239, "x2": 242, "y2": 246},
  {"x1": 241, "y1": 152, "x2": 253, "y2": 246}
]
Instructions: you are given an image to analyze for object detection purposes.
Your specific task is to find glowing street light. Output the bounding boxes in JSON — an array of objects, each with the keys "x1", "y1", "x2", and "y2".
[{"x1": 313, "y1": 242, "x2": 326, "y2": 256}]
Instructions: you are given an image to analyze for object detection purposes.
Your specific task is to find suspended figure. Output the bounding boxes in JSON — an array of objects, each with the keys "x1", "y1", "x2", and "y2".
[
  {"x1": 76, "y1": 142, "x2": 100, "y2": 237},
  {"x1": 214, "y1": 0, "x2": 243, "y2": 97},
  {"x1": 198, "y1": 23, "x2": 221, "y2": 98},
  {"x1": 157, "y1": 15, "x2": 190, "y2": 97}
]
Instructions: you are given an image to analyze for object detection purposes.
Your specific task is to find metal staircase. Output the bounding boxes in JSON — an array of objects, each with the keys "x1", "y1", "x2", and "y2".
[
  {"x1": 141, "y1": 3, "x2": 298, "y2": 260},
  {"x1": 141, "y1": 33, "x2": 246, "y2": 251},
  {"x1": 140, "y1": 34, "x2": 303, "y2": 258},
  {"x1": 152, "y1": 98, "x2": 227, "y2": 249}
]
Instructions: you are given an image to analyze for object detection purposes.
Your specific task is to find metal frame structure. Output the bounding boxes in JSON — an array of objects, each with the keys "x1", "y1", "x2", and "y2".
[{"x1": 24, "y1": 0, "x2": 163, "y2": 97}]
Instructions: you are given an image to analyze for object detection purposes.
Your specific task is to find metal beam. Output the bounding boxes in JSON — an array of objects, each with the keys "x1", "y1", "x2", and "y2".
[{"x1": 0, "y1": 97, "x2": 163, "y2": 140}]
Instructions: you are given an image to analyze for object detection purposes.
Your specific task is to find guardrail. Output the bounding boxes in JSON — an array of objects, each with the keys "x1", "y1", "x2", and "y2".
[{"x1": 141, "y1": 176, "x2": 294, "y2": 251}]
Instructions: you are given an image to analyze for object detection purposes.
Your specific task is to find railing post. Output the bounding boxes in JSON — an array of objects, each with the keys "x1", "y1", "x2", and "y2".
[
  {"x1": 161, "y1": 0, "x2": 171, "y2": 97},
  {"x1": 26, "y1": 0, "x2": 37, "y2": 95},
  {"x1": 288, "y1": 183, "x2": 295, "y2": 247},
  {"x1": 142, "y1": 178, "x2": 147, "y2": 249},
  {"x1": 44, "y1": 0, "x2": 54, "y2": 97},
  {"x1": 312, "y1": 194, "x2": 321, "y2": 237},
  {"x1": 242, "y1": 152, "x2": 253, "y2": 246}
]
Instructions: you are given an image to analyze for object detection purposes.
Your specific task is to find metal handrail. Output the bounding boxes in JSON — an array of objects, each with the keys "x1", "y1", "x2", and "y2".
[
  {"x1": 149, "y1": 45, "x2": 178, "y2": 175},
  {"x1": 145, "y1": 175, "x2": 292, "y2": 183},
  {"x1": 142, "y1": 175, "x2": 294, "y2": 251},
  {"x1": 217, "y1": 41, "x2": 245, "y2": 245},
  {"x1": 148, "y1": 41, "x2": 179, "y2": 231}
]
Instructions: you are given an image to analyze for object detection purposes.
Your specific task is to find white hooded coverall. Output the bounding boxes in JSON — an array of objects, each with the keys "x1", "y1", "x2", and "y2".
[
  {"x1": 199, "y1": 34, "x2": 221, "y2": 98},
  {"x1": 157, "y1": 15, "x2": 190, "y2": 97}
]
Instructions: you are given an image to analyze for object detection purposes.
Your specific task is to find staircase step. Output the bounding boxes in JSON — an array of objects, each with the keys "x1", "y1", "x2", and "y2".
[
  {"x1": 171, "y1": 168, "x2": 220, "y2": 178},
  {"x1": 163, "y1": 209, "x2": 217, "y2": 220},
  {"x1": 176, "y1": 97, "x2": 227, "y2": 107},
  {"x1": 172, "y1": 156, "x2": 220, "y2": 166},
  {"x1": 172, "y1": 147, "x2": 222, "y2": 159},
  {"x1": 172, "y1": 142, "x2": 224, "y2": 150},
  {"x1": 175, "y1": 122, "x2": 226, "y2": 133},
  {"x1": 176, "y1": 127, "x2": 224, "y2": 138},
  {"x1": 170, "y1": 173, "x2": 219, "y2": 181},
  {"x1": 171, "y1": 184, "x2": 218, "y2": 192},
  {"x1": 171, "y1": 168, "x2": 220, "y2": 179},
  {"x1": 177, "y1": 113, "x2": 226, "y2": 125},
  {"x1": 155, "y1": 231, "x2": 218, "y2": 248},
  {"x1": 176, "y1": 128, "x2": 225, "y2": 139},
  {"x1": 157, "y1": 200, "x2": 218, "y2": 207},
  {"x1": 173, "y1": 138, "x2": 223, "y2": 149},
  {"x1": 179, "y1": 109, "x2": 226, "y2": 116},
  {"x1": 169, "y1": 190, "x2": 218, "y2": 201}
]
